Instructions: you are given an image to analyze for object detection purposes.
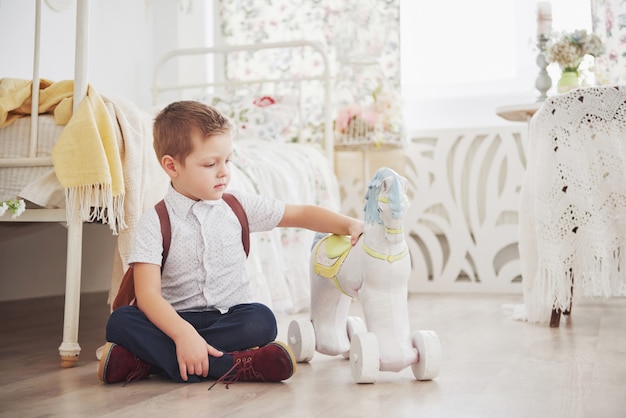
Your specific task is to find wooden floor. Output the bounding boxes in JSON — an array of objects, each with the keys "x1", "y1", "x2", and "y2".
[{"x1": 1, "y1": 292, "x2": 625, "y2": 418}]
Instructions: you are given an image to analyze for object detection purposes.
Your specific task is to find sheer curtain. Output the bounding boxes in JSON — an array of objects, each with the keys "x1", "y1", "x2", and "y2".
[{"x1": 400, "y1": 0, "x2": 594, "y2": 131}]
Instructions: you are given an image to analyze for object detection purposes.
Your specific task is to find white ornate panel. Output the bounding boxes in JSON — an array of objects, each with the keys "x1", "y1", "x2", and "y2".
[{"x1": 336, "y1": 126, "x2": 527, "y2": 293}]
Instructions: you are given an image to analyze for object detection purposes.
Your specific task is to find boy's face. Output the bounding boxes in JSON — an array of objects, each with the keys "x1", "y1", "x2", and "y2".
[{"x1": 169, "y1": 129, "x2": 233, "y2": 201}]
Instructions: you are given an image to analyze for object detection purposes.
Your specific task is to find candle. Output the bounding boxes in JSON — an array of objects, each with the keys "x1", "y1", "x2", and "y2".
[{"x1": 537, "y1": 1, "x2": 552, "y2": 38}]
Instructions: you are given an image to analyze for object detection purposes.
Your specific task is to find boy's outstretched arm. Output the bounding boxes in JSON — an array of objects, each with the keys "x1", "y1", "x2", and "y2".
[{"x1": 278, "y1": 204, "x2": 364, "y2": 246}]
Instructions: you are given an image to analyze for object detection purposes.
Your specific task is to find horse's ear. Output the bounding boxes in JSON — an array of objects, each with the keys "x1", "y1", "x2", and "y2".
[
  {"x1": 381, "y1": 176, "x2": 392, "y2": 193},
  {"x1": 400, "y1": 175, "x2": 408, "y2": 192}
]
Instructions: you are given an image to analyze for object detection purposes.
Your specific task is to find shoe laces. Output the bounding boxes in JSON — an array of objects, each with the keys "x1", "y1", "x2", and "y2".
[{"x1": 208, "y1": 356, "x2": 262, "y2": 390}]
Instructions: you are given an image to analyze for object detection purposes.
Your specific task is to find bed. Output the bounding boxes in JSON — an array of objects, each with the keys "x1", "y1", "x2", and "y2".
[
  {"x1": 0, "y1": 1, "x2": 169, "y2": 367},
  {"x1": 0, "y1": 2, "x2": 338, "y2": 366}
]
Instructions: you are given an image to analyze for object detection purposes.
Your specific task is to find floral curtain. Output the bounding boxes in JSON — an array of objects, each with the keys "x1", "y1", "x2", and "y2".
[
  {"x1": 591, "y1": 0, "x2": 626, "y2": 85},
  {"x1": 217, "y1": 0, "x2": 401, "y2": 144}
]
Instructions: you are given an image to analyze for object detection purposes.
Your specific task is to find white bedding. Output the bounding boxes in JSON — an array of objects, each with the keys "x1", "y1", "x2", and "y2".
[
  {"x1": 0, "y1": 114, "x2": 64, "y2": 205},
  {"x1": 230, "y1": 140, "x2": 340, "y2": 312}
]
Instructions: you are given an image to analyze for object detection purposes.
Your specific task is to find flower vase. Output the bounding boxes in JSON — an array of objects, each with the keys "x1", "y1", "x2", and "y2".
[{"x1": 557, "y1": 71, "x2": 579, "y2": 93}]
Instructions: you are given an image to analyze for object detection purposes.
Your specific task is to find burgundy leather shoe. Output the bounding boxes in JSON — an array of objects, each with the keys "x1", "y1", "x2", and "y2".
[
  {"x1": 98, "y1": 342, "x2": 152, "y2": 384},
  {"x1": 210, "y1": 341, "x2": 296, "y2": 389}
]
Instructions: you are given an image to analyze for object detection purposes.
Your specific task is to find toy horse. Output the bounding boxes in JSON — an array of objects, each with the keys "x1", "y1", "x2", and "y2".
[{"x1": 288, "y1": 167, "x2": 441, "y2": 383}]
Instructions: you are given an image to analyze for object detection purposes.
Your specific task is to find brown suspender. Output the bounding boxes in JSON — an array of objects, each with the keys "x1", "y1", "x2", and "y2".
[
  {"x1": 154, "y1": 199, "x2": 171, "y2": 263},
  {"x1": 223, "y1": 193, "x2": 250, "y2": 257},
  {"x1": 112, "y1": 193, "x2": 249, "y2": 310}
]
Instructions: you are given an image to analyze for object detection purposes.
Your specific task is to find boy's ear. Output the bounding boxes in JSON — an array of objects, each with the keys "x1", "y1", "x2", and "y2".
[{"x1": 161, "y1": 155, "x2": 178, "y2": 177}]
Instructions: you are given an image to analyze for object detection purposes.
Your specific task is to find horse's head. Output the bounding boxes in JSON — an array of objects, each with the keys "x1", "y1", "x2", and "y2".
[{"x1": 364, "y1": 167, "x2": 409, "y2": 244}]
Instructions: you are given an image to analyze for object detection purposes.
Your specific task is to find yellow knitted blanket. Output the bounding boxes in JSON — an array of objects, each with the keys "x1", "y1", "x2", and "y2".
[{"x1": 0, "y1": 78, "x2": 125, "y2": 231}]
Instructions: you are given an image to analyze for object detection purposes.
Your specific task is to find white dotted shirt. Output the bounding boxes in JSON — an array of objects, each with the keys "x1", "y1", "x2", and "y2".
[{"x1": 128, "y1": 184, "x2": 285, "y2": 312}]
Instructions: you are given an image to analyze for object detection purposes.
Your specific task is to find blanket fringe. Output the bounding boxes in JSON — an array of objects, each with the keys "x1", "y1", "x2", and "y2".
[
  {"x1": 65, "y1": 185, "x2": 126, "y2": 235},
  {"x1": 523, "y1": 248, "x2": 626, "y2": 323}
]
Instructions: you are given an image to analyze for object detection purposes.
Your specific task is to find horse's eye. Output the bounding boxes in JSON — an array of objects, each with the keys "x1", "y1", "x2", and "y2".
[{"x1": 377, "y1": 207, "x2": 382, "y2": 213}]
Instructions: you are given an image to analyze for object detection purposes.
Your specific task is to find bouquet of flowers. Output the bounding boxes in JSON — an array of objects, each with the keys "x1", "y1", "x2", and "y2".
[
  {"x1": 0, "y1": 199, "x2": 25, "y2": 219},
  {"x1": 335, "y1": 85, "x2": 403, "y2": 146},
  {"x1": 545, "y1": 29, "x2": 604, "y2": 73}
]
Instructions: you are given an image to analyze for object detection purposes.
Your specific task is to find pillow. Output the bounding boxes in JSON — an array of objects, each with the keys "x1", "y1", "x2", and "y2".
[{"x1": 207, "y1": 94, "x2": 299, "y2": 142}]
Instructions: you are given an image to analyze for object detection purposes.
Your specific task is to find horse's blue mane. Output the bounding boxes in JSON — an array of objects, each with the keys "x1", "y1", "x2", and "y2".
[{"x1": 364, "y1": 168, "x2": 404, "y2": 225}]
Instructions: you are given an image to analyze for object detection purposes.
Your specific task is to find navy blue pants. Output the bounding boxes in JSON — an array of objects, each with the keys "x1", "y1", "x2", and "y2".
[{"x1": 105, "y1": 302, "x2": 277, "y2": 383}]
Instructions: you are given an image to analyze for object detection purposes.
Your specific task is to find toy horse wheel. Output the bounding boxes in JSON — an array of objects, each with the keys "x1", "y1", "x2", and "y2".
[
  {"x1": 342, "y1": 316, "x2": 367, "y2": 359},
  {"x1": 411, "y1": 330, "x2": 441, "y2": 380},
  {"x1": 350, "y1": 332, "x2": 379, "y2": 384},
  {"x1": 287, "y1": 319, "x2": 316, "y2": 363}
]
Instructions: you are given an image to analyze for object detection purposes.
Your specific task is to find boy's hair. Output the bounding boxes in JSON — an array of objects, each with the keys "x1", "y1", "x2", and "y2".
[{"x1": 153, "y1": 100, "x2": 232, "y2": 164}]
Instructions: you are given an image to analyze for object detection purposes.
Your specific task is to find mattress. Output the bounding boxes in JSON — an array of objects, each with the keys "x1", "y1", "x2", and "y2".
[{"x1": 0, "y1": 114, "x2": 64, "y2": 206}]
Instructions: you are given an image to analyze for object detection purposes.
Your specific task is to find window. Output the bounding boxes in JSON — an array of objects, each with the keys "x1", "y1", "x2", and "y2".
[{"x1": 400, "y1": 0, "x2": 593, "y2": 130}]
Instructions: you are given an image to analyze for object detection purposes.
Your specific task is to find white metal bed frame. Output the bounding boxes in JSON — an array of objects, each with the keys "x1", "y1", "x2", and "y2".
[
  {"x1": 152, "y1": 40, "x2": 335, "y2": 166},
  {"x1": 0, "y1": 0, "x2": 90, "y2": 367}
]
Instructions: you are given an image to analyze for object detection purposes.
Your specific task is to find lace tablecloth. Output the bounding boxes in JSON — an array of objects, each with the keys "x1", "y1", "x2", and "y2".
[{"x1": 519, "y1": 86, "x2": 626, "y2": 323}]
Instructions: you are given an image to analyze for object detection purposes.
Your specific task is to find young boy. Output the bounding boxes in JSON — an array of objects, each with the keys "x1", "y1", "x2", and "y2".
[{"x1": 98, "y1": 100, "x2": 364, "y2": 386}]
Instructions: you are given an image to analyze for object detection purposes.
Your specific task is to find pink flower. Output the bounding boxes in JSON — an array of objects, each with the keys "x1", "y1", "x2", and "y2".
[
  {"x1": 336, "y1": 104, "x2": 361, "y2": 133},
  {"x1": 361, "y1": 107, "x2": 380, "y2": 126},
  {"x1": 336, "y1": 104, "x2": 380, "y2": 134},
  {"x1": 253, "y1": 96, "x2": 276, "y2": 107}
]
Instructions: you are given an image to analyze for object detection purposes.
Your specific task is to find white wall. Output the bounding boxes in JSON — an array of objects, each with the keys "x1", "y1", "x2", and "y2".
[
  {"x1": 0, "y1": 0, "x2": 214, "y2": 301},
  {"x1": 0, "y1": 222, "x2": 116, "y2": 301},
  {"x1": 0, "y1": 0, "x2": 214, "y2": 109},
  {"x1": 1, "y1": 0, "x2": 149, "y2": 108}
]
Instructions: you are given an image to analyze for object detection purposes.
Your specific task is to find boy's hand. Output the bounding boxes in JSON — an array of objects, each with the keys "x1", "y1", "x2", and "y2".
[
  {"x1": 175, "y1": 331, "x2": 223, "y2": 381},
  {"x1": 350, "y1": 221, "x2": 365, "y2": 246}
]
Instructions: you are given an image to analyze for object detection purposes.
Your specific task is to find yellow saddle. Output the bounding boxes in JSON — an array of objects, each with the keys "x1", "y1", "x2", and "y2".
[{"x1": 313, "y1": 234, "x2": 352, "y2": 279}]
